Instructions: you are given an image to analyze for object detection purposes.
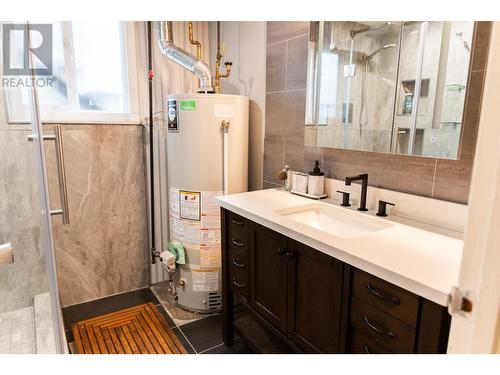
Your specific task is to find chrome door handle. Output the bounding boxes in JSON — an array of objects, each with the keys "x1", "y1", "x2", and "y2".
[{"x1": 28, "y1": 125, "x2": 70, "y2": 224}]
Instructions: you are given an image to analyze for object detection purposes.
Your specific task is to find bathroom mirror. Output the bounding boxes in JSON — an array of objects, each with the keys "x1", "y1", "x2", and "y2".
[{"x1": 305, "y1": 21, "x2": 475, "y2": 159}]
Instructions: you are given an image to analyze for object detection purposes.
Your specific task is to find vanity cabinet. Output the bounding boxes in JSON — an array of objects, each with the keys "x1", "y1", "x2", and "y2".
[
  {"x1": 250, "y1": 224, "x2": 289, "y2": 332},
  {"x1": 286, "y1": 240, "x2": 344, "y2": 353},
  {"x1": 221, "y1": 208, "x2": 451, "y2": 354},
  {"x1": 249, "y1": 223, "x2": 344, "y2": 353}
]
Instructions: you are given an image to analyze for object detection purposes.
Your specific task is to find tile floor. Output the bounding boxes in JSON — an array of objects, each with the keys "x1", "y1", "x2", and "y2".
[
  {"x1": 62, "y1": 287, "x2": 252, "y2": 354},
  {"x1": 0, "y1": 306, "x2": 36, "y2": 354}
]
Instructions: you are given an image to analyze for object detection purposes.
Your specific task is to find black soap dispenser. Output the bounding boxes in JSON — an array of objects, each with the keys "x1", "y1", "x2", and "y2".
[{"x1": 308, "y1": 160, "x2": 325, "y2": 196}]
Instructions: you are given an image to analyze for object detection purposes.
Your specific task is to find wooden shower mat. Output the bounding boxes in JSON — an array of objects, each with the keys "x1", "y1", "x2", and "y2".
[{"x1": 71, "y1": 302, "x2": 187, "y2": 354}]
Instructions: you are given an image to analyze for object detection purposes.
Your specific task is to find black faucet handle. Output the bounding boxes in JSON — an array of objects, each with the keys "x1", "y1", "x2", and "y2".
[
  {"x1": 376, "y1": 200, "x2": 395, "y2": 217},
  {"x1": 336, "y1": 190, "x2": 351, "y2": 207}
]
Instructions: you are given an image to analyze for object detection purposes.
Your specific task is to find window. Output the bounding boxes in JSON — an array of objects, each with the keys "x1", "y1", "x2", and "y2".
[{"x1": 5, "y1": 21, "x2": 139, "y2": 123}]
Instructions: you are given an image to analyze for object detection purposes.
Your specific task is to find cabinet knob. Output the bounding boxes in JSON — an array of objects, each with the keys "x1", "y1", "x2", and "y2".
[
  {"x1": 285, "y1": 250, "x2": 295, "y2": 260},
  {"x1": 277, "y1": 248, "x2": 286, "y2": 256}
]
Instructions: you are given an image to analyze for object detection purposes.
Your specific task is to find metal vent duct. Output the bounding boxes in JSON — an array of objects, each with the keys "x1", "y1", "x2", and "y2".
[{"x1": 157, "y1": 21, "x2": 214, "y2": 93}]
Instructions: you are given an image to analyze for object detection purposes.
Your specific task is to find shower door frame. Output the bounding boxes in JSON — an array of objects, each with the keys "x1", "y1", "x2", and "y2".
[{"x1": 25, "y1": 22, "x2": 66, "y2": 353}]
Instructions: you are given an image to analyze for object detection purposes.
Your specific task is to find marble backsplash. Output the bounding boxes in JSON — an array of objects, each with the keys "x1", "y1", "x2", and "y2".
[{"x1": 0, "y1": 123, "x2": 149, "y2": 310}]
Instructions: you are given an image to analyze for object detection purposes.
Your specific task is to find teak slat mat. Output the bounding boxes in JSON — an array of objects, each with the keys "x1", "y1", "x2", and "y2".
[{"x1": 71, "y1": 302, "x2": 187, "y2": 354}]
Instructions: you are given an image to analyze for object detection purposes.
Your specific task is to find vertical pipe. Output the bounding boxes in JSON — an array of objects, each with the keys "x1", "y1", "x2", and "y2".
[
  {"x1": 148, "y1": 21, "x2": 156, "y2": 264},
  {"x1": 222, "y1": 120, "x2": 230, "y2": 195},
  {"x1": 408, "y1": 22, "x2": 428, "y2": 155}
]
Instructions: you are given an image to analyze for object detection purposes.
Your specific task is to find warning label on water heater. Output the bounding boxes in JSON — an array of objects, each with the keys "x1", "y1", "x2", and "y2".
[
  {"x1": 169, "y1": 187, "x2": 223, "y2": 269},
  {"x1": 192, "y1": 269, "x2": 219, "y2": 292},
  {"x1": 179, "y1": 191, "x2": 201, "y2": 221},
  {"x1": 167, "y1": 99, "x2": 178, "y2": 132}
]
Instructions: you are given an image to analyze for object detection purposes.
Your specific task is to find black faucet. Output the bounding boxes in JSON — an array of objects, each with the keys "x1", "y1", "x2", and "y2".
[{"x1": 345, "y1": 173, "x2": 368, "y2": 211}]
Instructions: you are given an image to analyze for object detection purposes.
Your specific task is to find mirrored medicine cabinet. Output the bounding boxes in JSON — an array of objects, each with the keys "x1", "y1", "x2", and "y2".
[{"x1": 305, "y1": 21, "x2": 476, "y2": 159}]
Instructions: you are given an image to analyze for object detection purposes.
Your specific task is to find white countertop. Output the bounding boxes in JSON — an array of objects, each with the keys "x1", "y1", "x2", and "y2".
[{"x1": 216, "y1": 188, "x2": 464, "y2": 306}]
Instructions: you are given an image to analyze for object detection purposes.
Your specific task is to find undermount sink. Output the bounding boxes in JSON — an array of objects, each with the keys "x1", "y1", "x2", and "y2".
[{"x1": 275, "y1": 203, "x2": 393, "y2": 239}]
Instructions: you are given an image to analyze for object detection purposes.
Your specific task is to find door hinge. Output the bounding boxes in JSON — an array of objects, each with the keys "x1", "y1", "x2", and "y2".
[{"x1": 448, "y1": 286, "x2": 473, "y2": 316}]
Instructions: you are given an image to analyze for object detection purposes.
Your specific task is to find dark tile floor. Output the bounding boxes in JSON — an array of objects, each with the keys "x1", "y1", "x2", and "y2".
[{"x1": 62, "y1": 287, "x2": 251, "y2": 354}]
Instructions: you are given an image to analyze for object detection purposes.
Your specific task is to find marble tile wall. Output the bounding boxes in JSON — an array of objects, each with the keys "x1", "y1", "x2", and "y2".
[
  {"x1": 46, "y1": 124, "x2": 149, "y2": 307},
  {"x1": 0, "y1": 123, "x2": 149, "y2": 311},
  {"x1": 0, "y1": 129, "x2": 50, "y2": 314},
  {"x1": 264, "y1": 22, "x2": 491, "y2": 204}
]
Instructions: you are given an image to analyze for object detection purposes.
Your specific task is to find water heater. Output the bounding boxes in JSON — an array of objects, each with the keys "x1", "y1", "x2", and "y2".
[{"x1": 166, "y1": 93, "x2": 249, "y2": 312}]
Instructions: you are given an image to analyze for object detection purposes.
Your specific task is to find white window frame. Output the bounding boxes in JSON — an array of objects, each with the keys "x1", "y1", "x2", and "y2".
[{"x1": 5, "y1": 21, "x2": 140, "y2": 124}]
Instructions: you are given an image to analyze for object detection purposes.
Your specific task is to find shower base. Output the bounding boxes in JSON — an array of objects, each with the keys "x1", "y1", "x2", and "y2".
[{"x1": 0, "y1": 292, "x2": 56, "y2": 354}]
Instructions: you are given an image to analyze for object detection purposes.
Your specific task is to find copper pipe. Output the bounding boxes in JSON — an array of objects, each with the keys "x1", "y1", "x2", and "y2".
[
  {"x1": 215, "y1": 21, "x2": 232, "y2": 94},
  {"x1": 188, "y1": 21, "x2": 202, "y2": 59}
]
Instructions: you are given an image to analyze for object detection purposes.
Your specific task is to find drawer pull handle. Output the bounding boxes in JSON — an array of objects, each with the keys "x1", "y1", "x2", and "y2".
[
  {"x1": 232, "y1": 258, "x2": 245, "y2": 268},
  {"x1": 231, "y1": 218, "x2": 244, "y2": 226},
  {"x1": 232, "y1": 278, "x2": 245, "y2": 288},
  {"x1": 365, "y1": 283, "x2": 401, "y2": 305},
  {"x1": 363, "y1": 316, "x2": 396, "y2": 338},
  {"x1": 232, "y1": 238, "x2": 245, "y2": 247},
  {"x1": 363, "y1": 344, "x2": 371, "y2": 354}
]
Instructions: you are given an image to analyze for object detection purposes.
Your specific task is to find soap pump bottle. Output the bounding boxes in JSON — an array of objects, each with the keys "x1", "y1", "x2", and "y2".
[{"x1": 308, "y1": 160, "x2": 325, "y2": 196}]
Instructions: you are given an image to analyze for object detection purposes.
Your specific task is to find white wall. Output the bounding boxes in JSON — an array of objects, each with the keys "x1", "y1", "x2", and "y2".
[{"x1": 209, "y1": 22, "x2": 266, "y2": 191}]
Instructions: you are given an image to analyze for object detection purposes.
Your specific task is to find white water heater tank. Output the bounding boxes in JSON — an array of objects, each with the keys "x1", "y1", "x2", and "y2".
[{"x1": 166, "y1": 93, "x2": 249, "y2": 312}]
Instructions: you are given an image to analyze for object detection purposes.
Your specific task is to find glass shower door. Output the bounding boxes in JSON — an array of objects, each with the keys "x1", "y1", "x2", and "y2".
[{"x1": 0, "y1": 22, "x2": 65, "y2": 353}]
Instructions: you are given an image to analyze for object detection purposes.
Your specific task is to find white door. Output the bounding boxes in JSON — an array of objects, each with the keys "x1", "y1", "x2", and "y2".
[{"x1": 447, "y1": 21, "x2": 500, "y2": 354}]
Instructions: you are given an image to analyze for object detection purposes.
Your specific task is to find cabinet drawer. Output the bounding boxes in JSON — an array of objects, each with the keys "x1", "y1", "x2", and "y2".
[
  {"x1": 229, "y1": 247, "x2": 249, "y2": 275},
  {"x1": 349, "y1": 328, "x2": 393, "y2": 354},
  {"x1": 228, "y1": 212, "x2": 248, "y2": 237},
  {"x1": 352, "y1": 269, "x2": 420, "y2": 327},
  {"x1": 350, "y1": 297, "x2": 416, "y2": 353},
  {"x1": 230, "y1": 268, "x2": 249, "y2": 299}
]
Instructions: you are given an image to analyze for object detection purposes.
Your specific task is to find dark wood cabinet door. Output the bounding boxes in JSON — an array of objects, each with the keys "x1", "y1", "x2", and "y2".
[
  {"x1": 287, "y1": 241, "x2": 344, "y2": 353},
  {"x1": 250, "y1": 224, "x2": 289, "y2": 333}
]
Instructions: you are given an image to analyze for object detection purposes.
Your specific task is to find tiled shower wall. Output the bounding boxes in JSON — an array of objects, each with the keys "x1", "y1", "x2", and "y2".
[
  {"x1": 0, "y1": 128, "x2": 49, "y2": 313},
  {"x1": 0, "y1": 124, "x2": 149, "y2": 310},
  {"x1": 264, "y1": 22, "x2": 491, "y2": 204},
  {"x1": 46, "y1": 124, "x2": 149, "y2": 307}
]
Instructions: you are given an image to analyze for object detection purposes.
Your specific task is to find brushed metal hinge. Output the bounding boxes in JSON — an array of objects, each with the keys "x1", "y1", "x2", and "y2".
[{"x1": 448, "y1": 286, "x2": 473, "y2": 316}]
